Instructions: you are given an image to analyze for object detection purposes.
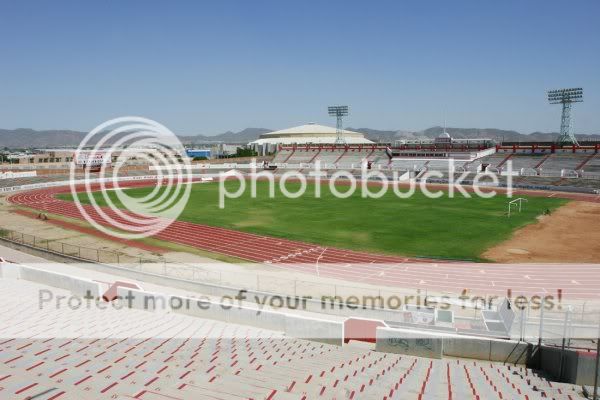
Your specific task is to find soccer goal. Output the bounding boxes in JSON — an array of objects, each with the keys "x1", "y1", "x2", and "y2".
[{"x1": 507, "y1": 197, "x2": 528, "y2": 217}]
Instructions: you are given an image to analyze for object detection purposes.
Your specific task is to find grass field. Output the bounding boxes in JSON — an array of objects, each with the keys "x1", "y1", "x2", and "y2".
[{"x1": 58, "y1": 181, "x2": 566, "y2": 260}]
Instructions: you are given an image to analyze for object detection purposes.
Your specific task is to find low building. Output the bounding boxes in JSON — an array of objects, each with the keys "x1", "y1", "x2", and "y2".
[{"x1": 186, "y1": 148, "x2": 211, "y2": 159}]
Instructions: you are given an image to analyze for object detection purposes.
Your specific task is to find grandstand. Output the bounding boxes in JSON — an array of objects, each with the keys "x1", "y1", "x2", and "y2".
[
  {"x1": 0, "y1": 262, "x2": 588, "y2": 399},
  {"x1": 270, "y1": 139, "x2": 600, "y2": 192}
]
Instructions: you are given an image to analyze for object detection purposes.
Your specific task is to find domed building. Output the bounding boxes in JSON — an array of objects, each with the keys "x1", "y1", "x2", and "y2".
[
  {"x1": 434, "y1": 129, "x2": 452, "y2": 144},
  {"x1": 249, "y1": 123, "x2": 373, "y2": 154}
]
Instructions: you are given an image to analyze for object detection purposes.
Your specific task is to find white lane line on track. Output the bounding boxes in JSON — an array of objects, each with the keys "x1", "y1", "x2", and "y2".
[
  {"x1": 361, "y1": 263, "x2": 403, "y2": 280},
  {"x1": 314, "y1": 247, "x2": 328, "y2": 277}
]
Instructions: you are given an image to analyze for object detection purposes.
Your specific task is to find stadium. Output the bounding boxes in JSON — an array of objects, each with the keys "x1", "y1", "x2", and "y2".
[
  {"x1": 1, "y1": 2, "x2": 599, "y2": 399},
  {"x1": 1, "y1": 106, "x2": 600, "y2": 399}
]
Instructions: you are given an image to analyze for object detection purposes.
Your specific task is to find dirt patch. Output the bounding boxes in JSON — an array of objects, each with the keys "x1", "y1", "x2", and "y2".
[
  {"x1": 483, "y1": 201, "x2": 600, "y2": 263},
  {"x1": 12, "y1": 209, "x2": 167, "y2": 253}
]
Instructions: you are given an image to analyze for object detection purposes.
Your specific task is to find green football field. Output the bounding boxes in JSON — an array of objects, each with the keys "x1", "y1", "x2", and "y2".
[{"x1": 58, "y1": 181, "x2": 566, "y2": 261}]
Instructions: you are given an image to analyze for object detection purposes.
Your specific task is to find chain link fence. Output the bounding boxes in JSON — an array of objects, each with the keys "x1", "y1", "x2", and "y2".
[
  {"x1": 1, "y1": 226, "x2": 599, "y2": 347},
  {"x1": 0, "y1": 228, "x2": 157, "y2": 265}
]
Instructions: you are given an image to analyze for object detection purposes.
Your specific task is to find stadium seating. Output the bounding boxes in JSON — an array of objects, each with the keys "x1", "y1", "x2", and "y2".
[
  {"x1": 272, "y1": 149, "x2": 295, "y2": 164},
  {"x1": 274, "y1": 148, "x2": 390, "y2": 168},
  {"x1": 581, "y1": 154, "x2": 600, "y2": 174},
  {"x1": 0, "y1": 277, "x2": 585, "y2": 399},
  {"x1": 539, "y1": 154, "x2": 588, "y2": 173},
  {"x1": 507, "y1": 155, "x2": 548, "y2": 171},
  {"x1": 289, "y1": 149, "x2": 319, "y2": 164},
  {"x1": 390, "y1": 159, "x2": 428, "y2": 171}
]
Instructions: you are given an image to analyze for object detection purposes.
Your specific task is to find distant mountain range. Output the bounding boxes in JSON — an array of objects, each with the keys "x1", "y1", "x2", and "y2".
[
  {"x1": 350, "y1": 127, "x2": 600, "y2": 143},
  {"x1": 1, "y1": 126, "x2": 599, "y2": 149}
]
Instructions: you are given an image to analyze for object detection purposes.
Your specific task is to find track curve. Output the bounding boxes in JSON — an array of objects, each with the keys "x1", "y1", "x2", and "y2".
[{"x1": 7, "y1": 179, "x2": 600, "y2": 299}]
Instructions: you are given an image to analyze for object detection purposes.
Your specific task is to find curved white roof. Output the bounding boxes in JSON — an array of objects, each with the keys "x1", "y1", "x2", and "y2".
[
  {"x1": 251, "y1": 136, "x2": 373, "y2": 145},
  {"x1": 250, "y1": 123, "x2": 373, "y2": 145},
  {"x1": 259, "y1": 123, "x2": 363, "y2": 137}
]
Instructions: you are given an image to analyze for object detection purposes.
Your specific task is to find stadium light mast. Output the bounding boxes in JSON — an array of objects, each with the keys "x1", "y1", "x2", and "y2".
[
  {"x1": 328, "y1": 105, "x2": 349, "y2": 145},
  {"x1": 547, "y1": 87, "x2": 583, "y2": 146}
]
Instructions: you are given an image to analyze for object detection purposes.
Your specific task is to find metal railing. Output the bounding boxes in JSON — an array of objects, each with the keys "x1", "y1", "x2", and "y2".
[
  {"x1": 1, "y1": 226, "x2": 599, "y2": 348},
  {"x1": 0, "y1": 229, "x2": 158, "y2": 265},
  {"x1": 0, "y1": 227, "x2": 446, "y2": 301}
]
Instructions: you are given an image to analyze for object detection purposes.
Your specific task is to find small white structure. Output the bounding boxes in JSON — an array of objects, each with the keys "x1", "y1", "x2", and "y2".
[{"x1": 249, "y1": 123, "x2": 373, "y2": 155}]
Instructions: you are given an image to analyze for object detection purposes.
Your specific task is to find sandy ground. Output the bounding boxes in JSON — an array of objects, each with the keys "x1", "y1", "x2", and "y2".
[{"x1": 483, "y1": 201, "x2": 600, "y2": 263}]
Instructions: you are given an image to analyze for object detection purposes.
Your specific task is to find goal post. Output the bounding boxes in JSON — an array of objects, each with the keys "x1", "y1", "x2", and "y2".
[{"x1": 507, "y1": 197, "x2": 528, "y2": 217}]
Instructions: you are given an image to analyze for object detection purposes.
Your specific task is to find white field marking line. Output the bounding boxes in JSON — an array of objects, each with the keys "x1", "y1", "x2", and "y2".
[
  {"x1": 310, "y1": 268, "x2": 558, "y2": 293},
  {"x1": 314, "y1": 246, "x2": 328, "y2": 277},
  {"x1": 268, "y1": 246, "x2": 323, "y2": 263},
  {"x1": 547, "y1": 192, "x2": 557, "y2": 198},
  {"x1": 304, "y1": 265, "x2": 566, "y2": 290},
  {"x1": 361, "y1": 262, "x2": 405, "y2": 279},
  {"x1": 286, "y1": 261, "x2": 583, "y2": 283}
]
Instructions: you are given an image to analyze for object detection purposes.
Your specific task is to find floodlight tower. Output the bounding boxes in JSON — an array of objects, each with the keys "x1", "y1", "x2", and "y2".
[
  {"x1": 547, "y1": 87, "x2": 583, "y2": 146},
  {"x1": 328, "y1": 105, "x2": 349, "y2": 145}
]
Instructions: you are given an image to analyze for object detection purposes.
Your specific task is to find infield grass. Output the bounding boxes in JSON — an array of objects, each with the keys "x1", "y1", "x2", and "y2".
[{"x1": 57, "y1": 180, "x2": 566, "y2": 261}]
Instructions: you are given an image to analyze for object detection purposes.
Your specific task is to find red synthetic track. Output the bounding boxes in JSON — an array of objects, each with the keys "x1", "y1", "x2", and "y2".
[{"x1": 7, "y1": 179, "x2": 600, "y2": 299}]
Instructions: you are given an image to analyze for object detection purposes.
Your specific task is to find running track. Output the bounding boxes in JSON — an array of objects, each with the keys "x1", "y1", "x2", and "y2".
[{"x1": 7, "y1": 179, "x2": 600, "y2": 299}]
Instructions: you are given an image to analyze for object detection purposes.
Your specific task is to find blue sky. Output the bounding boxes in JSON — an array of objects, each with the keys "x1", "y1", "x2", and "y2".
[{"x1": 0, "y1": 0, "x2": 598, "y2": 135}]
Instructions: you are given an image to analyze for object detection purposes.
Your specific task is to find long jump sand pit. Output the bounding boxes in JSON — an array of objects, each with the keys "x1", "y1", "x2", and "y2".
[{"x1": 483, "y1": 201, "x2": 600, "y2": 263}]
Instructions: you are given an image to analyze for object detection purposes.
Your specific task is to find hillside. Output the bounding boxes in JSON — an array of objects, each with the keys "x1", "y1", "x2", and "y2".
[{"x1": 1, "y1": 126, "x2": 599, "y2": 149}]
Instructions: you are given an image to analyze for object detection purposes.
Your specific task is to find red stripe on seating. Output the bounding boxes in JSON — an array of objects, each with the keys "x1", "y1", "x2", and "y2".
[
  {"x1": 75, "y1": 359, "x2": 90, "y2": 368},
  {"x1": 266, "y1": 390, "x2": 277, "y2": 400},
  {"x1": 97, "y1": 365, "x2": 112, "y2": 374},
  {"x1": 145, "y1": 377, "x2": 159, "y2": 387},
  {"x1": 179, "y1": 371, "x2": 191, "y2": 379},
  {"x1": 15, "y1": 383, "x2": 38, "y2": 394},
  {"x1": 74, "y1": 375, "x2": 92, "y2": 386},
  {"x1": 5, "y1": 355, "x2": 22, "y2": 363},
  {"x1": 49, "y1": 369, "x2": 68, "y2": 378},
  {"x1": 34, "y1": 348, "x2": 50, "y2": 356},
  {"x1": 157, "y1": 366, "x2": 168, "y2": 374},
  {"x1": 26, "y1": 361, "x2": 45, "y2": 371},
  {"x1": 54, "y1": 354, "x2": 70, "y2": 362},
  {"x1": 101, "y1": 382, "x2": 118, "y2": 393},
  {"x1": 120, "y1": 371, "x2": 135, "y2": 380},
  {"x1": 47, "y1": 391, "x2": 66, "y2": 400},
  {"x1": 76, "y1": 345, "x2": 89, "y2": 353}
]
